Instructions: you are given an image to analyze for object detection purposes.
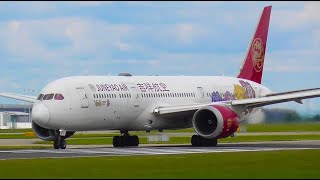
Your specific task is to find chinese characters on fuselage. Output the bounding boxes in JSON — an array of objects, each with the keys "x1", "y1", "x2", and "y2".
[
  {"x1": 136, "y1": 82, "x2": 170, "y2": 92},
  {"x1": 96, "y1": 84, "x2": 129, "y2": 92},
  {"x1": 95, "y1": 82, "x2": 170, "y2": 93}
]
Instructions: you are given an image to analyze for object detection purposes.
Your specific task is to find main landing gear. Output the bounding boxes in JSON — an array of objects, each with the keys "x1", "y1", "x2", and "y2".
[
  {"x1": 191, "y1": 135, "x2": 217, "y2": 147},
  {"x1": 53, "y1": 130, "x2": 67, "y2": 149},
  {"x1": 112, "y1": 130, "x2": 139, "y2": 147}
]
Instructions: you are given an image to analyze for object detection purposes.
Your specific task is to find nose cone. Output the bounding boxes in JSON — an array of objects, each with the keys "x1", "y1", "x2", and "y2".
[{"x1": 32, "y1": 104, "x2": 50, "y2": 126}]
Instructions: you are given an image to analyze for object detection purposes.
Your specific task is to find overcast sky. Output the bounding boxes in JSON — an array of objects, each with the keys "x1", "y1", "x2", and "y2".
[{"x1": 0, "y1": 1, "x2": 319, "y2": 115}]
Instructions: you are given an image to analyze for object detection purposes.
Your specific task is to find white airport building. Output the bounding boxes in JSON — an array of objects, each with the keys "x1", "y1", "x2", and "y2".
[{"x1": 0, "y1": 104, "x2": 32, "y2": 129}]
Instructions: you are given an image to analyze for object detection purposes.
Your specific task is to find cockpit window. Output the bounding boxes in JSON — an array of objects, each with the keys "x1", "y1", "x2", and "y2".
[
  {"x1": 37, "y1": 94, "x2": 44, "y2": 100},
  {"x1": 43, "y1": 93, "x2": 54, "y2": 100},
  {"x1": 54, "y1": 93, "x2": 64, "y2": 100}
]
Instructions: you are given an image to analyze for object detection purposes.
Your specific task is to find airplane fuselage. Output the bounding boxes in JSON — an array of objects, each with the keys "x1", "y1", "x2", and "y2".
[{"x1": 32, "y1": 76, "x2": 272, "y2": 132}]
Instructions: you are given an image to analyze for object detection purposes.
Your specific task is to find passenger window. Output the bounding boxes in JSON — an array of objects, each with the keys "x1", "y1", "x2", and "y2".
[
  {"x1": 54, "y1": 93, "x2": 64, "y2": 100},
  {"x1": 37, "y1": 94, "x2": 44, "y2": 100},
  {"x1": 43, "y1": 93, "x2": 54, "y2": 100}
]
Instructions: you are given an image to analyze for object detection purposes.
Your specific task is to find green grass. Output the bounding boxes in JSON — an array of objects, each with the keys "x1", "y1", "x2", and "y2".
[
  {"x1": 0, "y1": 149, "x2": 319, "y2": 178},
  {"x1": 0, "y1": 129, "x2": 31, "y2": 133},
  {"x1": 0, "y1": 134, "x2": 36, "y2": 139},
  {"x1": 34, "y1": 134, "x2": 320, "y2": 145},
  {"x1": 0, "y1": 146, "x2": 51, "y2": 150},
  {"x1": 245, "y1": 123, "x2": 320, "y2": 132}
]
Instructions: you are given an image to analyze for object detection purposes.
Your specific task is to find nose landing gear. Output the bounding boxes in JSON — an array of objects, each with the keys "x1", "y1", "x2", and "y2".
[
  {"x1": 53, "y1": 130, "x2": 67, "y2": 149},
  {"x1": 53, "y1": 138, "x2": 66, "y2": 149},
  {"x1": 112, "y1": 130, "x2": 139, "y2": 147}
]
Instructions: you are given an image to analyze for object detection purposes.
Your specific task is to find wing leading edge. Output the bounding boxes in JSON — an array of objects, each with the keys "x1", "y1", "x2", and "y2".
[
  {"x1": 0, "y1": 92, "x2": 37, "y2": 103},
  {"x1": 153, "y1": 88, "x2": 320, "y2": 116}
]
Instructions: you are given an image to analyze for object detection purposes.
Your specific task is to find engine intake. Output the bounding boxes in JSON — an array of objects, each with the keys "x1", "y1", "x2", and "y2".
[
  {"x1": 32, "y1": 121, "x2": 75, "y2": 141},
  {"x1": 192, "y1": 105, "x2": 239, "y2": 139}
]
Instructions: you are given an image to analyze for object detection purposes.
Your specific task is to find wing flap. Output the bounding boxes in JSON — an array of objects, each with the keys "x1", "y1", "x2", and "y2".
[
  {"x1": 154, "y1": 103, "x2": 207, "y2": 115},
  {"x1": 154, "y1": 102, "x2": 229, "y2": 115}
]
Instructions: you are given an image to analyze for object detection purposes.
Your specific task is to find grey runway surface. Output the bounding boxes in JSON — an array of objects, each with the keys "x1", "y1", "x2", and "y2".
[{"x1": 0, "y1": 140, "x2": 319, "y2": 160}]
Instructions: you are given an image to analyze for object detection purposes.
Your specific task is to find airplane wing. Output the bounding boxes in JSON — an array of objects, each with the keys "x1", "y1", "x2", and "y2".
[
  {"x1": 153, "y1": 88, "x2": 320, "y2": 115},
  {"x1": 0, "y1": 92, "x2": 37, "y2": 103}
]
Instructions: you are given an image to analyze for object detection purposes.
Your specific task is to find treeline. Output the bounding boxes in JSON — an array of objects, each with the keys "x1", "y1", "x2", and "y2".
[{"x1": 284, "y1": 112, "x2": 320, "y2": 123}]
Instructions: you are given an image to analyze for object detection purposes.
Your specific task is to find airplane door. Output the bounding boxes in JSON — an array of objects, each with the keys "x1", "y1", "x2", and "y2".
[
  {"x1": 130, "y1": 86, "x2": 140, "y2": 112},
  {"x1": 76, "y1": 88, "x2": 89, "y2": 108},
  {"x1": 197, "y1": 87, "x2": 205, "y2": 103}
]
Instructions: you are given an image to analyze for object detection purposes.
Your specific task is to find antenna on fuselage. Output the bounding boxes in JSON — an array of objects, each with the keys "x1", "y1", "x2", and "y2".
[{"x1": 118, "y1": 73, "x2": 132, "y2": 76}]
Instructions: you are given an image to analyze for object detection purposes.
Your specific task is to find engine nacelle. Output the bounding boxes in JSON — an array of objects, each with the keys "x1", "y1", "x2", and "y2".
[
  {"x1": 192, "y1": 105, "x2": 239, "y2": 139},
  {"x1": 32, "y1": 121, "x2": 75, "y2": 141}
]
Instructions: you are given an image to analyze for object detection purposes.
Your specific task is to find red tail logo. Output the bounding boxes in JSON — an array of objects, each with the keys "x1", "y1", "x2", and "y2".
[
  {"x1": 252, "y1": 38, "x2": 265, "y2": 72},
  {"x1": 237, "y1": 6, "x2": 271, "y2": 84}
]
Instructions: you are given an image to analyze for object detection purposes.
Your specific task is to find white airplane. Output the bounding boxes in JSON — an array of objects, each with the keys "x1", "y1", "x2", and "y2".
[{"x1": 1, "y1": 5, "x2": 320, "y2": 149}]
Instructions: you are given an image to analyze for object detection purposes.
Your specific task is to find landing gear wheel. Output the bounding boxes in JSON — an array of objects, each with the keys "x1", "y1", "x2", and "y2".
[
  {"x1": 113, "y1": 136, "x2": 120, "y2": 147},
  {"x1": 53, "y1": 138, "x2": 67, "y2": 149},
  {"x1": 112, "y1": 135, "x2": 140, "y2": 147},
  {"x1": 191, "y1": 135, "x2": 217, "y2": 147},
  {"x1": 53, "y1": 139, "x2": 60, "y2": 149},
  {"x1": 124, "y1": 136, "x2": 131, "y2": 147},
  {"x1": 132, "y1": 135, "x2": 139, "y2": 146},
  {"x1": 119, "y1": 136, "x2": 125, "y2": 147},
  {"x1": 209, "y1": 138, "x2": 217, "y2": 147},
  {"x1": 191, "y1": 135, "x2": 200, "y2": 146},
  {"x1": 59, "y1": 139, "x2": 66, "y2": 149}
]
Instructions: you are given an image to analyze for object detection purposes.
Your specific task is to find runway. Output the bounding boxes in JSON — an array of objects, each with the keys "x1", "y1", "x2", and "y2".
[{"x1": 0, "y1": 140, "x2": 319, "y2": 160}]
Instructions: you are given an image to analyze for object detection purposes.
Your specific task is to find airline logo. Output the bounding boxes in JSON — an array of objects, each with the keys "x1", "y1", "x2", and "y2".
[
  {"x1": 251, "y1": 38, "x2": 265, "y2": 72},
  {"x1": 88, "y1": 84, "x2": 96, "y2": 92},
  {"x1": 226, "y1": 118, "x2": 232, "y2": 131}
]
